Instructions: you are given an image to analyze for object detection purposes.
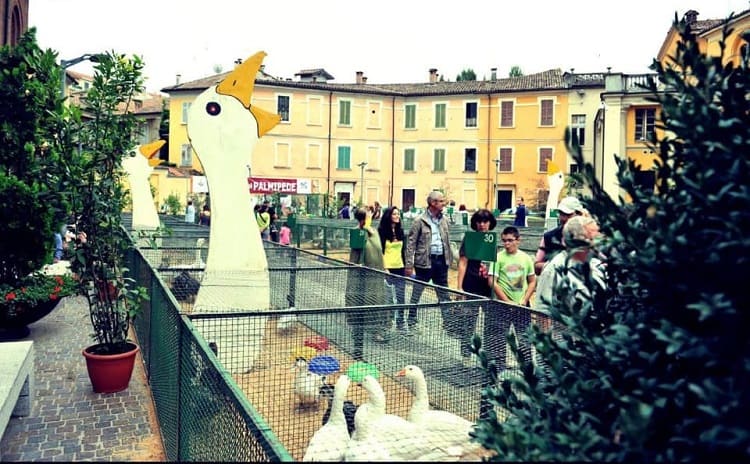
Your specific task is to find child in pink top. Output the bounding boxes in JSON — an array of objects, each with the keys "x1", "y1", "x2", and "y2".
[{"x1": 279, "y1": 224, "x2": 292, "y2": 245}]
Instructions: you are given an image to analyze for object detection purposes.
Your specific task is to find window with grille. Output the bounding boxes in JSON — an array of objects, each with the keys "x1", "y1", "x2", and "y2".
[
  {"x1": 464, "y1": 148, "x2": 477, "y2": 172},
  {"x1": 277, "y1": 95, "x2": 290, "y2": 122},
  {"x1": 403, "y1": 148, "x2": 415, "y2": 171},
  {"x1": 465, "y1": 102, "x2": 477, "y2": 127},
  {"x1": 634, "y1": 108, "x2": 656, "y2": 141},
  {"x1": 497, "y1": 148, "x2": 513, "y2": 172},
  {"x1": 571, "y1": 114, "x2": 586, "y2": 145},
  {"x1": 404, "y1": 104, "x2": 416, "y2": 129},
  {"x1": 433, "y1": 148, "x2": 446, "y2": 171},
  {"x1": 339, "y1": 99, "x2": 351, "y2": 126},
  {"x1": 434, "y1": 103, "x2": 446, "y2": 128},
  {"x1": 538, "y1": 147, "x2": 553, "y2": 172},
  {"x1": 337, "y1": 146, "x2": 351, "y2": 169},
  {"x1": 500, "y1": 100, "x2": 514, "y2": 127},
  {"x1": 540, "y1": 99, "x2": 554, "y2": 126}
]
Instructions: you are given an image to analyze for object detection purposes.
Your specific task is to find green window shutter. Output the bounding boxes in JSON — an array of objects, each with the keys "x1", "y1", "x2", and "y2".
[
  {"x1": 404, "y1": 148, "x2": 415, "y2": 171},
  {"x1": 405, "y1": 104, "x2": 416, "y2": 129},
  {"x1": 435, "y1": 103, "x2": 446, "y2": 128},
  {"x1": 338, "y1": 146, "x2": 351, "y2": 169},
  {"x1": 339, "y1": 100, "x2": 351, "y2": 125},
  {"x1": 434, "y1": 148, "x2": 445, "y2": 171}
]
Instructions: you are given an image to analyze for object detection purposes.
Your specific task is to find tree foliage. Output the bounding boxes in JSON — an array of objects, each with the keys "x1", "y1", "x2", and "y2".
[
  {"x1": 472, "y1": 16, "x2": 750, "y2": 461},
  {"x1": 0, "y1": 29, "x2": 70, "y2": 284},
  {"x1": 509, "y1": 65, "x2": 523, "y2": 77},
  {"x1": 456, "y1": 68, "x2": 477, "y2": 81}
]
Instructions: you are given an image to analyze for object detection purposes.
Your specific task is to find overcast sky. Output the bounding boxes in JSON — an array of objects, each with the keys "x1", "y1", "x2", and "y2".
[{"x1": 30, "y1": 0, "x2": 750, "y2": 92}]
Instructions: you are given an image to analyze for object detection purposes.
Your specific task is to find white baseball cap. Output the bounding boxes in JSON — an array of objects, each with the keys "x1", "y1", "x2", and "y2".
[{"x1": 557, "y1": 196, "x2": 583, "y2": 214}]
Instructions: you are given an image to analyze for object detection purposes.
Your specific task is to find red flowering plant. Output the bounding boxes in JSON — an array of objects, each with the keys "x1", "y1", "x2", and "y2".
[{"x1": 0, "y1": 273, "x2": 78, "y2": 319}]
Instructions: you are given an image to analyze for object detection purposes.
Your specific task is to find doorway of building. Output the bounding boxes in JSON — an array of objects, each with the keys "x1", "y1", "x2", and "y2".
[
  {"x1": 496, "y1": 190, "x2": 512, "y2": 211},
  {"x1": 401, "y1": 189, "x2": 415, "y2": 212}
]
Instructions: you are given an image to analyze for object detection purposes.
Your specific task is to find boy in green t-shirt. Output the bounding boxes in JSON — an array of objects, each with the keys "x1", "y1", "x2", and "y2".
[
  {"x1": 490, "y1": 226, "x2": 536, "y2": 305},
  {"x1": 481, "y1": 226, "x2": 536, "y2": 420}
]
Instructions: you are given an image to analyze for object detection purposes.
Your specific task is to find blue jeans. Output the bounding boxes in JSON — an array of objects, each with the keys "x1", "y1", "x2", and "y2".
[{"x1": 406, "y1": 255, "x2": 449, "y2": 327}]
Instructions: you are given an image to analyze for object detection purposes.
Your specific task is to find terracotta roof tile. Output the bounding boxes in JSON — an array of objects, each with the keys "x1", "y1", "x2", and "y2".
[{"x1": 162, "y1": 68, "x2": 570, "y2": 96}]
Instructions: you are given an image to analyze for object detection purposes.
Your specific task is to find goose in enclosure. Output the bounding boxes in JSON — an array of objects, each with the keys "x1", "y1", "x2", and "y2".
[
  {"x1": 302, "y1": 374, "x2": 353, "y2": 461},
  {"x1": 396, "y1": 365, "x2": 481, "y2": 455},
  {"x1": 186, "y1": 51, "x2": 281, "y2": 373}
]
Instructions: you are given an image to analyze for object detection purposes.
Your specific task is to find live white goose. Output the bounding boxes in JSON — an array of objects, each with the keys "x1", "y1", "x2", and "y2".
[{"x1": 186, "y1": 52, "x2": 280, "y2": 373}]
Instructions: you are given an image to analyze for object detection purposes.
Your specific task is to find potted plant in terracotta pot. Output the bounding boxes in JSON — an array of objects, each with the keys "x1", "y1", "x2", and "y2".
[
  {"x1": 0, "y1": 30, "x2": 81, "y2": 340},
  {"x1": 64, "y1": 50, "x2": 149, "y2": 393}
]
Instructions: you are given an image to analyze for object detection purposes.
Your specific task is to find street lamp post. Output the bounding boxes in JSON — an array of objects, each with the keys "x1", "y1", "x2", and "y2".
[
  {"x1": 492, "y1": 158, "x2": 500, "y2": 211},
  {"x1": 357, "y1": 161, "x2": 368, "y2": 206},
  {"x1": 60, "y1": 53, "x2": 103, "y2": 98}
]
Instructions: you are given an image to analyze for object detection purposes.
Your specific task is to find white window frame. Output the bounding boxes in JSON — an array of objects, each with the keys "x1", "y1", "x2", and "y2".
[
  {"x1": 403, "y1": 147, "x2": 416, "y2": 172},
  {"x1": 181, "y1": 102, "x2": 191, "y2": 124},
  {"x1": 337, "y1": 145, "x2": 352, "y2": 169},
  {"x1": 180, "y1": 144, "x2": 192, "y2": 166},
  {"x1": 538, "y1": 97, "x2": 556, "y2": 127},
  {"x1": 571, "y1": 114, "x2": 586, "y2": 145},
  {"x1": 404, "y1": 103, "x2": 417, "y2": 129},
  {"x1": 433, "y1": 147, "x2": 446, "y2": 172},
  {"x1": 538, "y1": 146, "x2": 554, "y2": 173},
  {"x1": 434, "y1": 102, "x2": 447, "y2": 129},
  {"x1": 276, "y1": 93, "x2": 291, "y2": 123},
  {"x1": 464, "y1": 100, "x2": 479, "y2": 128},
  {"x1": 499, "y1": 99, "x2": 515, "y2": 128},
  {"x1": 496, "y1": 146, "x2": 514, "y2": 172},
  {"x1": 463, "y1": 147, "x2": 478, "y2": 172},
  {"x1": 366, "y1": 146, "x2": 381, "y2": 171},
  {"x1": 338, "y1": 98, "x2": 352, "y2": 126}
]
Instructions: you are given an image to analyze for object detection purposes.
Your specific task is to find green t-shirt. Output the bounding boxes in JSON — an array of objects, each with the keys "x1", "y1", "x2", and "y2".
[{"x1": 490, "y1": 249, "x2": 534, "y2": 304}]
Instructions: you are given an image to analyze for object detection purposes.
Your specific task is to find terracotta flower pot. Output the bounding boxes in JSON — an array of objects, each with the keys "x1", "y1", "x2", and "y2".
[{"x1": 82, "y1": 342, "x2": 139, "y2": 393}]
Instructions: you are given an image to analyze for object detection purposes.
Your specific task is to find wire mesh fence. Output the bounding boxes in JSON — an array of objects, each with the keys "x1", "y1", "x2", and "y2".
[{"x1": 126, "y1": 223, "x2": 556, "y2": 461}]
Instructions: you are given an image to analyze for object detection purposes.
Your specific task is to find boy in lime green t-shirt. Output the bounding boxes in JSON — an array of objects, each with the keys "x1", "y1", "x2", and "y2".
[{"x1": 490, "y1": 226, "x2": 536, "y2": 305}]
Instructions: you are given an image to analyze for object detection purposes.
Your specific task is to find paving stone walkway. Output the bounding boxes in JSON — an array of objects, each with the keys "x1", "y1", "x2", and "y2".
[{"x1": 0, "y1": 296, "x2": 164, "y2": 462}]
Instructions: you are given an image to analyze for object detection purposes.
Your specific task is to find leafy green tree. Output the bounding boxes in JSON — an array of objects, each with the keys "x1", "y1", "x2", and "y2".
[
  {"x1": 509, "y1": 65, "x2": 523, "y2": 77},
  {"x1": 472, "y1": 16, "x2": 750, "y2": 461},
  {"x1": 456, "y1": 68, "x2": 477, "y2": 81},
  {"x1": 68, "y1": 51, "x2": 150, "y2": 353},
  {"x1": 0, "y1": 28, "x2": 71, "y2": 283}
]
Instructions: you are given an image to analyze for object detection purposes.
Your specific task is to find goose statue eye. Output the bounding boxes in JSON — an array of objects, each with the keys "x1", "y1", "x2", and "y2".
[{"x1": 205, "y1": 101, "x2": 221, "y2": 116}]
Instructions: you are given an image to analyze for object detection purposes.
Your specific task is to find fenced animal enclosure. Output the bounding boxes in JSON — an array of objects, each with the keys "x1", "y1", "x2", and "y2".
[{"x1": 124, "y1": 215, "x2": 553, "y2": 461}]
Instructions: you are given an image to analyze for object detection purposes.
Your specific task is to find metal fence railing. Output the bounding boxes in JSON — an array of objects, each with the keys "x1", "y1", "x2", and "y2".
[{"x1": 123, "y1": 217, "x2": 558, "y2": 461}]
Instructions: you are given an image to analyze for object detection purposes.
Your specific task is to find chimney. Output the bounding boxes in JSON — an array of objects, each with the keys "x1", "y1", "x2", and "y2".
[
  {"x1": 362, "y1": 76, "x2": 368, "y2": 84},
  {"x1": 356, "y1": 71, "x2": 363, "y2": 84},
  {"x1": 429, "y1": 68, "x2": 438, "y2": 83},
  {"x1": 175, "y1": 74, "x2": 181, "y2": 85},
  {"x1": 684, "y1": 9, "x2": 699, "y2": 25},
  {"x1": 260, "y1": 64, "x2": 265, "y2": 73},
  {"x1": 490, "y1": 67, "x2": 497, "y2": 81}
]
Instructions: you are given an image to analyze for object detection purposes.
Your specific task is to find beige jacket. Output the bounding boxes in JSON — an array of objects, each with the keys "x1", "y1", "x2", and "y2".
[{"x1": 405, "y1": 211, "x2": 451, "y2": 269}]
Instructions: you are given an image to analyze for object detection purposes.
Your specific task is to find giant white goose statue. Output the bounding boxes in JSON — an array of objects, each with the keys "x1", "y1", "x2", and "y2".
[
  {"x1": 544, "y1": 161, "x2": 565, "y2": 230},
  {"x1": 186, "y1": 52, "x2": 281, "y2": 373},
  {"x1": 122, "y1": 139, "x2": 165, "y2": 232}
]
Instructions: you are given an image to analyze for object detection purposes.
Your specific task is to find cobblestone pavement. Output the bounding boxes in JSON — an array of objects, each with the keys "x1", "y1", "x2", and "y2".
[{"x1": 0, "y1": 296, "x2": 164, "y2": 462}]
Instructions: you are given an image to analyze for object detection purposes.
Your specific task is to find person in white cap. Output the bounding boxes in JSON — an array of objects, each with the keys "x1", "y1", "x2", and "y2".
[
  {"x1": 535, "y1": 215, "x2": 606, "y2": 315},
  {"x1": 534, "y1": 196, "x2": 583, "y2": 275}
]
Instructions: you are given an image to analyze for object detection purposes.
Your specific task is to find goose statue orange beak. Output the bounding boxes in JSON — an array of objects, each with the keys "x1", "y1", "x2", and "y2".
[
  {"x1": 139, "y1": 139, "x2": 166, "y2": 167},
  {"x1": 216, "y1": 51, "x2": 281, "y2": 137}
]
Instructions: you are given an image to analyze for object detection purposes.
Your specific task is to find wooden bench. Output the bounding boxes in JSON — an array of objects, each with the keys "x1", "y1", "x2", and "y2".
[{"x1": 0, "y1": 341, "x2": 34, "y2": 441}]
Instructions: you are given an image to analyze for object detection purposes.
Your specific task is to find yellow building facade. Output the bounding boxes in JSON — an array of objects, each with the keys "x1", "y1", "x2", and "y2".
[{"x1": 163, "y1": 69, "x2": 594, "y2": 214}]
